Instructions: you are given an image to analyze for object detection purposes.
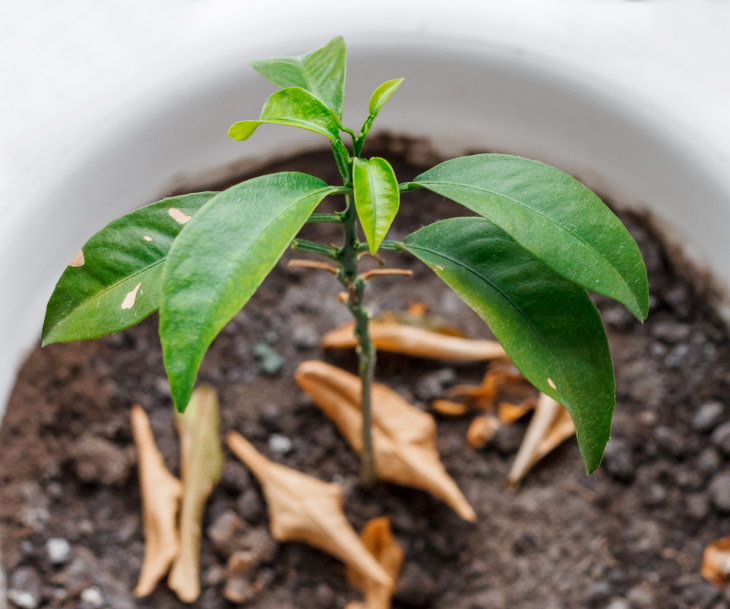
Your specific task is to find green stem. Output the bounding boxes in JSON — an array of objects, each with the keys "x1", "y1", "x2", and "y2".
[{"x1": 338, "y1": 192, "x2": 378, "y2": 487}]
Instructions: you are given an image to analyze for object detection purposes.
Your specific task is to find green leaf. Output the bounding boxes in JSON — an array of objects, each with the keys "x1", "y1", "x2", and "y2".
[
  {"x1": 403, "y1": 217, "x2": 614, "y2": 472},
  {"x1": 160, "y1": 172, "x2": 337, "y2": 411},
  {"x1": 42, "y1": 192, "x2": 216, "y2": 345},
  {"x1": 410, "y1": 154, "x2": 649, "y2": 320},
  {"x1": 251, "y1": 36, "x2": 346, "y2": 118},
  {"x1": 367, "y1": 78, "x2": 404, "y2": 117},
  {"x1": 228, "y1": 87, "x2": 341, "y2": 143},
  {"x1": 353, "y1": 157, "x2": 400, "y2": 254}
]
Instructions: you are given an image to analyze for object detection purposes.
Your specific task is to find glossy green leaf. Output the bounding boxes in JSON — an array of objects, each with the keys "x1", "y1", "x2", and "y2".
[
  {"x1": 353, "y1": 157, "x2": 400, "y2": 254},
  {"x1": 228, "y1": 87, "x2": 341, "y2": 143},
  {"x1": 403, "y1": 217, "x2": 615, "y2": 472},
  {"x1": 410, "y1": 154, "x2": 649, "y2": 320},
  {"x1": 251, "y1": 36, "x2": 346, "y2": 118},
  {"x1": 42, "y1": 192, "x2": 216, "y2": 345},
  {"x1": 160, "y1": 173, "x2": 337, "y2": 411},
  {"x1": 367, "y1": 78, "x2": 404, "y2": 117}
]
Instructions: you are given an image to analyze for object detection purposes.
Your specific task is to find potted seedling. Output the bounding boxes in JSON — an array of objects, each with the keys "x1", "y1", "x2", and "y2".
[{"x1": 39, "y1": 36, "x2": 650, "y2": 602}]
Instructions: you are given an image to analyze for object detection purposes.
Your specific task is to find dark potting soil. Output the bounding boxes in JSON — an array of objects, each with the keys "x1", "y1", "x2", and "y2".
[{"x1": 2, "y1": 135, "x2": 730, "y2": 609}]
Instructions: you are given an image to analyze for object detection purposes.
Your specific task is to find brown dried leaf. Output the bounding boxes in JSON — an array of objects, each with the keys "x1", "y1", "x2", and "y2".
[
  {"x1": 347, "y1": 518, "x2": 404, "y2": 609},
  {"x1": 321, "y1": 320, "x2": 504, "y2": 361},
  {"x1": 168, "y1": 385, "x2": 224, "y2": 602},
  {"x1": 507, "y1": 393, "x2": 575, "y2": 486},
  {"x1": 227, "y1": 431, "x2": 392, "y2": 589},
  {"x1": 432, "y1": 399, "x2": 470, "y2": 417},
  {"x1": 295, "y1": 361, "x2": 476, "y2": 522},
  {"x1": 497, "y1": 400, "x2": 536, "y2": 424},
  {"x1": 130, "y1": 405, "x2": 182, "y2": 597},
  {"x1": 702, "y1": 536, "x2": 730, "y2": 586},
  {"x1": 466, "y1": 415, "x2": 502, "y2": 449},
  {"x1": 447, "y1": 360, "x2": 535, "y2": 411}
]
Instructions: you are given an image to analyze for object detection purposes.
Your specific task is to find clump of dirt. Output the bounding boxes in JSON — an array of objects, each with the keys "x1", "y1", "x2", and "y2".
[{"x1": 2, "y1": 135, "x2": 730, "y2": 609}]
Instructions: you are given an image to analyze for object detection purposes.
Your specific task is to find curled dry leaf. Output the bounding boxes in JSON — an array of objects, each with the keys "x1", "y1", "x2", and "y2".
[
  {"x1": 702, "y1": 536, "x2": 730, "y2": 587},
  {"x1": 466, "y1": 415, "x2": 502, "y2": 449},
  {"x1": 168, "y1": 385, "x2": 224, "y2": 603},
  {"x1": 295, "y1": 360, "x2": 476, "y2": 522},
  {"x1": 346, "y1": 518, "x2": 404, "y2": 609},
  {"x1": 498, "y1": 400, "x2": 536, "y2": 424},
  {"x1": 507, "y1": 393, "x2": 575, "y2": 486},
  {"x1": 227, "y1": 431, "x2": 392, "y2": 589},
  {"x1": 130, "y1": 405, "x2": 182, "y2": 597},
  {"x1": 448, "y1": 359, "x2": 536, "y2": 413},
  {"x1": 321, "y1": 319, "x2": 504, "y2": 361},
  {"x1": 432, "y1": 399, "x2": 469, "y2": 417}
]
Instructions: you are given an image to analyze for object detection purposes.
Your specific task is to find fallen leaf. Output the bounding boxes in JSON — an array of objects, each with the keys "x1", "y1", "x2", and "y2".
[
  {"x1": 168, "y1": 385, "x2": 224, "y2": 603},
  {"x1": 347, "y1": 518, "x2": 404, "y2": 609},
  {"x1": 498, "y1": 400, "x2": 536, "y2": 424},
  {"x1": 466, "y1": 415, "x2": 502, "y2": 449},
  {"x1": 432, "y1": 399, "x2": 469, "y2": 417},
  {"x1": 447, "y1": 360, "x2": 535, "y2": 412},
  {"x1": 130, "y1": 405, "x2": 182, "y2": 597},
  {"x1": 507, "y1": 393, "x2": 575, "y2": 486},
  {"x1": 321, "y1": 319, "x2": 504, "y2": 361},
  {"x1": 702, "y1": 536, "x2": 730, "y2": 586},
  {"x1": 295, "y1": 360, "x2": 476, "y2": 522},
  {"x1": 227, "y1": 431, "x2": 392, "y2": 589}
]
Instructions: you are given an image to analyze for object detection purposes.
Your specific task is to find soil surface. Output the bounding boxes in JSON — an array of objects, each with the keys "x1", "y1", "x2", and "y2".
[{"x1": 2, "y1": 136, "x2": 730, "y2": 609}]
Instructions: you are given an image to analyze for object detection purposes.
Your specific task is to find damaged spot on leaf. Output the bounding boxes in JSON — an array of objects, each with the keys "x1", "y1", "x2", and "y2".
[
  {"x1": 121, "y1": 283, "x2": 142, "y2": 310},
  {"x1": 547, "y1": 378, "x2": 557, "y2": 390},
  {"x1": 168, "y1": 207, "x2": 192, "y2": 224},
  {"x1": 69, "y1": 249, "x2": 85, "y2": 267},
  {"x1": 144, "y1": 235, "x2": 153, "y2": 242}
]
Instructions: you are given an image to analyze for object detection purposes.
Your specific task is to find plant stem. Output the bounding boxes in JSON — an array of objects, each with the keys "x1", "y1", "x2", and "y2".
[{"x1": 338, "y1": 193, "x2": 378, "y2": 487}]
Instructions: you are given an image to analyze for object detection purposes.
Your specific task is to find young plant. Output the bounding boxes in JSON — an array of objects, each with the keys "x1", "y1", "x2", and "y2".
[{"x1": 42, "y1": 36, "x2": 648, "y2": 485}]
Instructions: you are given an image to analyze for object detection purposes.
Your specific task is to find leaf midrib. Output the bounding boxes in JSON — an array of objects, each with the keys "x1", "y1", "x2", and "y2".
[
  {"x1": 406, "y1": 242, "x2": 570, "y2": 400},
  {"x1": 417, "y1": 178, "x2": 633, "y2": 303}
]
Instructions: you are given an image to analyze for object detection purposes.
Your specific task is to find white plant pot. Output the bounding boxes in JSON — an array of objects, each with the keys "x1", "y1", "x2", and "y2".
[{"x1": 2, "y1": 4, "x2": 729, "y2": 603}]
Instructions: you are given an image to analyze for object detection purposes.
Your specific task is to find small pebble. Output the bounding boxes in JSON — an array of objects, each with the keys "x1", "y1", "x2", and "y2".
[
  {"x1": 80, "y1": 587, "x2": 104, "y2": 607},
  {"x1": 492, "y1": 424, "x2": 523, "y2": 455},
  {"x1": 602, "y1": 438, "x2": 636, "y2": 482},
  {"x1": 72, "y1": 436, "x2": 130, "y2": 486},
  {"x1": 46, "y1": 538, "x2": 72, "y2": 566},
  {"x1": 291, "y1": 322, "x2": 319, "y2": 350},
  {"x1": 207, "y1": 510, "x2": 248, "y2": 558},
  {"x1": 394, "y1": 563, "x2": 437, "y2": 606},
  {"x1": 709, "y1": 472, "x2": 730, "y2": 511},
  {"x1": 8, "y1": 567, "x2": 41, "y2": 609},
  {"x1": 269, "y1": 433, "x2": 293, "y2": 455},
  {"x1": 606, "y1": 601, "x2": 630, "y2": 609},
  {"x1": 414, "y1": 368, "x2": 456, "y2": 401},
  {"x1": 686, "y1": 493, "x2": 710, "y2": 520},
  {"x1": 642, "y1": 483, "x2": 668, "y2": 508},
  {"x1": 238, "y1": 489, "x2": 265, "y2": 523},
  {"x1": 711, "y1": 422, "x2": 730, "y2": 456},
  {"x1": 697, "y1": 448, "x2": 722, "y2": 478},
  {"x1": 654, "y1": 425, "x2": 684, "y2": 456},
  {"x1": 253, "y1": 342, "x2": 285, "y2": 375},
  {"x1": 693, "y1": 401, "x2": 725, "y2": 432},
  {"x1": 585, "y1": 580, "x2": 613, "y2": 606}
]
